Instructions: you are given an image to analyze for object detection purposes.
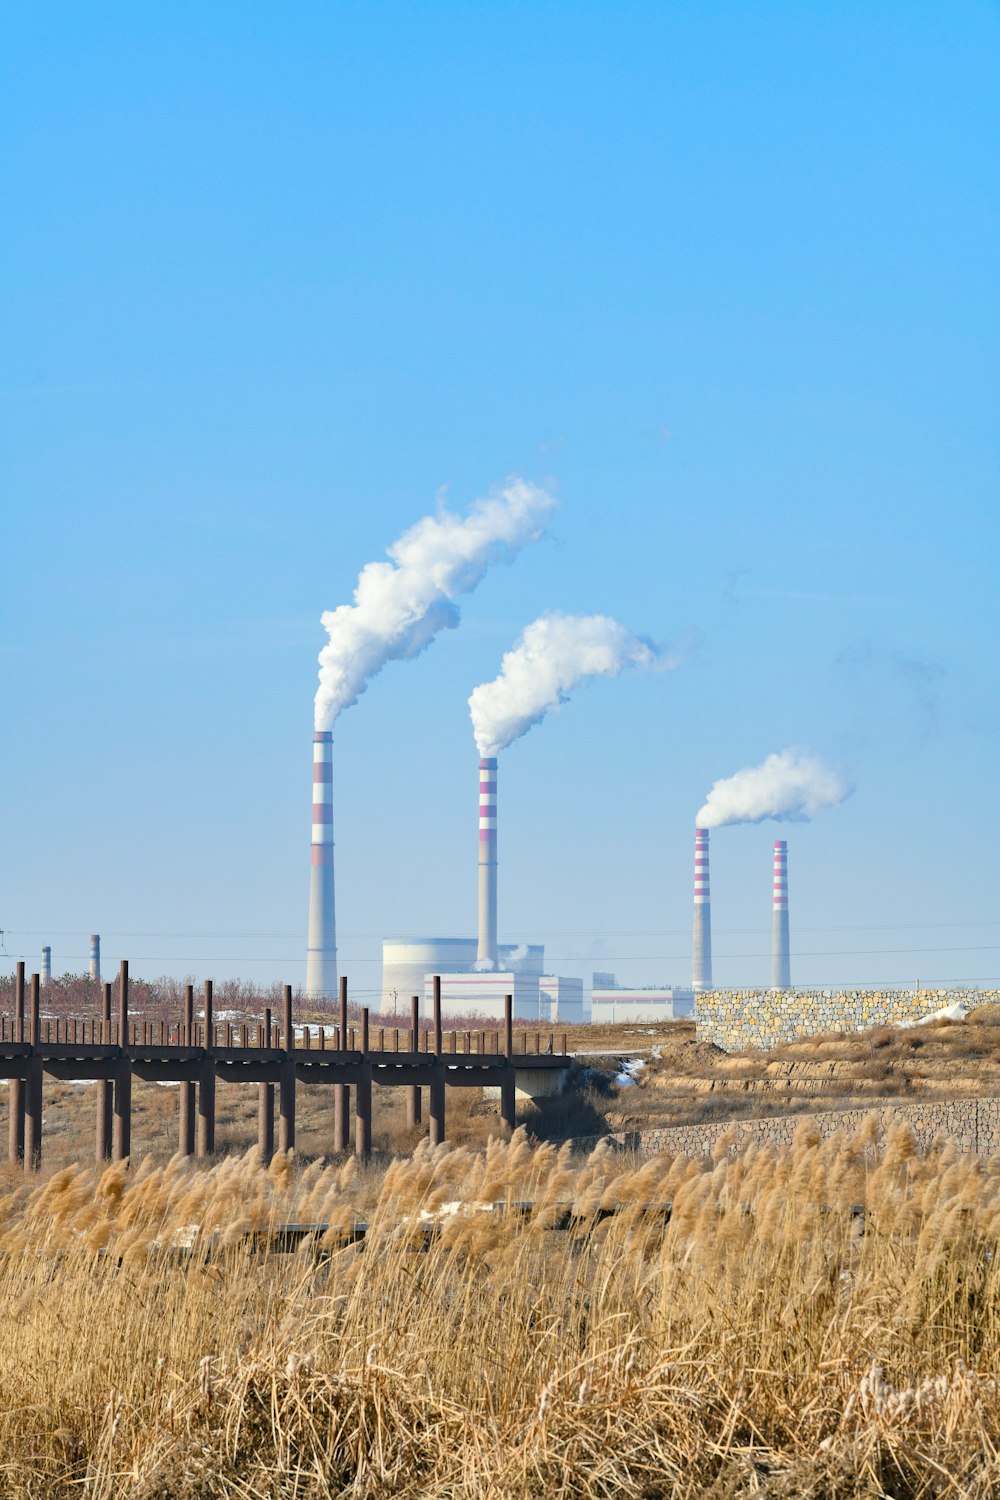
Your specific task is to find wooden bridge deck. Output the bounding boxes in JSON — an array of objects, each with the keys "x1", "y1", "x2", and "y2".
[{"x1": 2, "y1": 962, "x2": 571, "y2": 1169}]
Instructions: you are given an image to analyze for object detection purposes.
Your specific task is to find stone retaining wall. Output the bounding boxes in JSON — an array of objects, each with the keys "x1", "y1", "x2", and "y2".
[
  {"x1": 696, "y1": 989, "x2": 1000, "y2": 1052},
  {"x1": 588, "y1": 1097, "x2": 1000, "y2": 1160}
]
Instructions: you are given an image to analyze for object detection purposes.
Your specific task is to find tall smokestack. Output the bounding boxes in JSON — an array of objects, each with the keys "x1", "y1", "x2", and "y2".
[
  {"x1": 771, "y1": 839, "x2": 790, "y2": 989},
  {"x1": 305, "y1": 730, "x2": 338, "y2": 998},
  {"x1": 477, "y1": 756, "x2": 498, "y2": 968},
  {"x1": 41, "y1": 946, "x2": 52, "y2": 987},
  {"x1": 89, "y1": 934, "x2": 101, "y2": 985},
  {"x1": 692, "y1": 828, "x2": 712, "y2": 991}
]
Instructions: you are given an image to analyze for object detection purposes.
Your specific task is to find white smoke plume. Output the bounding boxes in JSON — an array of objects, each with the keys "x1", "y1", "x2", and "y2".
[
  {"x1": 469, "y1": 612, "x2": 658, "y2": 757},
  {"x1": 696, "y1": 746, "x2": 852, "y2": 829},
  {"x1": 314, "y1": 479, "x2": 555, "y2": 729}
]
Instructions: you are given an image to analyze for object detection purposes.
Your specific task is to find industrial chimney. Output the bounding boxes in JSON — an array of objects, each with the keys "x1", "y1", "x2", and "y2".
[
  {"x1": 305, "y1": 729, "x2": 338, "y2": 998},
  {"x1": 477, "y1": 756, "x2": 498, "y2": 968},
  {"x1": 41, "y1": 946, "x2": 52, "y2": 987},
  {"x1": 771, "y1": 839, "x2": 790, "y2": 989},
  {"x1": 692, "y1": 827, "x2": 712, "y2": 991},
  {"x1": 89, "y1": 934, "x2": 101, "y2": 985}
]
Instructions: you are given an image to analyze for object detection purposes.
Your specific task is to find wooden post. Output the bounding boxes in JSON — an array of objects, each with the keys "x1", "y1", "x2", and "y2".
[
  {"x1": 407, "y1": 995, "x2": 422, "y2": 1127},
  {"x1": 278, "y1": 985, "x2": 295, "y2": 1153},
  {"x1": 258, "y1": 1081, "x2": 274, "y2": 1163},
  {"x1": 8, "y1": 962, "x2": 25, "y2": 1164},
  {"x1": 429, "y1": 1068, "x2": 446, "y2": 1147},
  {"x1": 178, "y1": 984, "x2": 195, "y2": 1156},
  {"x1": 355, "y1": 1008, "x2": 372, "y2": 1158},
  {"x1": 257, "y1": 1005, "x2": 274, "y2": 1163},
  {"x1": 427, "y1": 978, "x2": 445, "y2": 1145},
  {"x1": 333, "y1": 975, "x2": 349, "y2": 1152},
  {"x1": 500, "y1": 991, "x2": 516, "y2": 1129},
  {"x1": 196, "y1": 979, "x2": 215, "y2": 1158},
  {"x1": 500, "y1": 1072, "x2": 517, "y2": 1131},
  {"x1": 24, "y1": 972, "x2": 43, "y2": 1170},
  {"x1": 283, "y1": 983, "x2": 294, "y2": 1054},
  {"x1": 112, "y1": 961, "x2": 131, "y2": 1163},
  {"x1": 96, "y1": 981, "x2": 113, "y2": 1162}
]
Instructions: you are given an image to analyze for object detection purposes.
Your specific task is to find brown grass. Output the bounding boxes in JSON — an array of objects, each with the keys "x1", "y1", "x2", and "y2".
[{"x1": 2, "y1": 1125, "x2": 1000, "y2": 1495}]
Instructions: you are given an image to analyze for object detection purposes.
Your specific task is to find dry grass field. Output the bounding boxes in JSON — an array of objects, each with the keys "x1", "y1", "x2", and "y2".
[
  {"x1": 563, "y1": 1005, "x2": 1000, "y2": 1135},
  {"x1": 3, "y1": 1125, "x2": 1000, "y2": 1496}
]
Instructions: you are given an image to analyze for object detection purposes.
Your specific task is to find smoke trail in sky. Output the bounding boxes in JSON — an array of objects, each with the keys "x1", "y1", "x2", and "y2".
[
  {"x1": 696, "y1": 746, "x2": 852, "y2": 828},
  {"x1": 315, "y1": 479, "x2": 555, "y2": 729},
  {"x1": 469, "y1": 612, "x2": 658, "y2": 756}
]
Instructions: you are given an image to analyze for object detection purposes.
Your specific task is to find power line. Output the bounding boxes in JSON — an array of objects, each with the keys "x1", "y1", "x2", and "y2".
[{"x1": 4, "y1": 920, "x2": 999, "y2": 940}]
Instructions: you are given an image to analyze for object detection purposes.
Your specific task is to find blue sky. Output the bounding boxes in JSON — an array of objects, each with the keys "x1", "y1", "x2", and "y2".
[{"x1": 2, "y1": 2, "x2": 997, "y2": 998}]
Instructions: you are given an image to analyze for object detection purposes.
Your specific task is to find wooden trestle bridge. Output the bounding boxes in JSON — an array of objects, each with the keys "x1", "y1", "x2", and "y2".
[{"x1": 2, "y1": 962, "x2": 570, "y2": 1169}]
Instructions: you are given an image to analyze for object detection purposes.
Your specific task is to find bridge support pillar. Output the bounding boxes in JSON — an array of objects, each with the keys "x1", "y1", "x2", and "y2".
[
  {"x1": 355, "y1": 1067, "x2": 372, "y2": 1158},
  {"x1": 333, "y1": 1085, "x2": 350, "y2": 1152},
  {"x1": 9, "y1": 1076, "x2": 25, "y2": 1165},
  {"x1": 258, "y1": 1082, "x2": 274, "y2": 1162},
  {"x1": 429, "y1": 1068, "x2": 446, "y2": 1147},
  {"x1": 112, "y1": 1059, "x2": 131, "y2": 1163},
  {"x1": 178, "y1": 983, "x2": 195, "y2": 1157},
  {"x1": 96, "y1": 981, "x2": 113, "y2": 1163},
  {"x1": 196, "y1": 1059, "x2": 215, "y2": 1158},
  {"x1": 24, "y1": 1059, "x2": 42, "y2": 1171},
  {"x1": 179, "y1": 1080, "x2": 195, "y2": 1156},
  {"x1": 278, "y1": 1063, "x2": 295, "y2": 1153},
  {"x1": 112, "y1": 962, "x2": 132, "y2": 1164},
  {"x1": 96, "y1": 1079, "x2": 113, "y2": 1163},
  {"x1": 500, "y1": 1072, "x2": 516, "y2": 1132},
  {"x1": 8, "y1": 962, "x2": 25, "y2": 1165}
]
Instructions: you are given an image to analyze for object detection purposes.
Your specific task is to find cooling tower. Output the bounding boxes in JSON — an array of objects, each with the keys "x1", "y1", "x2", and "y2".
[
  {"x1": 692, "y1": 827, "x2": 712, "y2": 991},
  {"x1": 305, "y1": 729, "x2": 338, "y2": 998},
  {"x1": 477, "y1": 756, "x2": 498, "y2": 968},
  {"x1": 771, "y1": 839, "x2": 790, "y2": 989},
  {"x1": 89, "y1": 934, "x2": 101, "y2": 985},
  {"x1": 41, "y1": 946, "x2": 52, "y2": 987}
]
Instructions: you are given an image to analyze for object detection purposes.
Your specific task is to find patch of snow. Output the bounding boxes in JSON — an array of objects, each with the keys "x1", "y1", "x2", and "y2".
[
  {"x1": 614, "y1": 1057, "x2": 647, "y2": 1087},
  {"x1": 899, "y1": 1002, "x2": 968, "y2": 1029}
]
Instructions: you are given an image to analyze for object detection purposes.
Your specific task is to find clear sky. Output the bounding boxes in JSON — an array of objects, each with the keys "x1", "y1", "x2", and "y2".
[{"x1": 2, "y1": 2, "x2": 997, "y2": 999}]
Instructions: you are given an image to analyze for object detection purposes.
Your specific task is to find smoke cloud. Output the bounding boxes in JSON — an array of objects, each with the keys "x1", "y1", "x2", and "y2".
[
  {"x1": 469, "y1": 612, "x2": 658, "y2": 756},
  {"x1": 696, "y1": 746, "x2": 852, "y2": 829},
  {"x1": 315, "y1": 479, "x2": 555, "y2": 729}
]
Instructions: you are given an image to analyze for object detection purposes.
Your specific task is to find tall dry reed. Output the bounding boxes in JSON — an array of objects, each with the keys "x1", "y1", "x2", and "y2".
[{"x1": 1, "y1": 1122, "x2": 1000, "y2": 1496}]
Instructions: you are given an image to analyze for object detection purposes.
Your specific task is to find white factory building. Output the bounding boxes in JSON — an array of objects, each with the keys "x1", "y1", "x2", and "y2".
[
  {"x1": 381, "y1": 938, "x2": 544, "y2": 1013},
  {"x1": 590, "y1": 976, "x2": 695, "y2": 1024},
  {"x1": 539, "y1": 975, "x2": 585, "y2": 1024},
  {"x1": 381, "y1": 939, "x2": 584, "y2": 1025}
]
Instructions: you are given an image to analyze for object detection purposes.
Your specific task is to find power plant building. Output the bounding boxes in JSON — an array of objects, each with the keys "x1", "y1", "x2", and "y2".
[
  {"x1": 427, "y1": 970, "x2": 542, "y2": 1022},
  {"x1": 381, "y1": 939, "x2": 544, "y2": 1012},
  {"x1": 590, "y1": 983, "x2": 695, "y2": 1025},
  {"x1": 539, "y1": 975, "x2": 585, "y2": 1023}
]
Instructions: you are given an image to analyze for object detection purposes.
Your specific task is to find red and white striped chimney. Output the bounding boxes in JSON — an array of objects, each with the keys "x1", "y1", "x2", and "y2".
[
  {"x1": 477, "y1": 756, "x2": 498, "y2": 968},
  {"x1": 771, "y1": 839, "x2": 790, "y2": 989},
  {"x1": 692, "y1": 827, "x2": 712, "y2": 991},
  {"x1": 305, "y1": 730, "x2": 338, "y2": 998}
]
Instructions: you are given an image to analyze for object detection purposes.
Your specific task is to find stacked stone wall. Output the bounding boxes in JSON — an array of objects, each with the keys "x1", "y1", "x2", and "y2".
[
  {"x1": 569, "y1": 1098, "x2": 1000, "y2": 1160},
  {"x1": 696, "y1": 988, "x2": 1000, "y2": 1052}
]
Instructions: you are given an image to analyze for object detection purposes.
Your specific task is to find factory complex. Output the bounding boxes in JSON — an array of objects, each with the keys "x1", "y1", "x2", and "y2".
[{"x1": 308, "y1": 738, "x2": 791, "y2": 1023}]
